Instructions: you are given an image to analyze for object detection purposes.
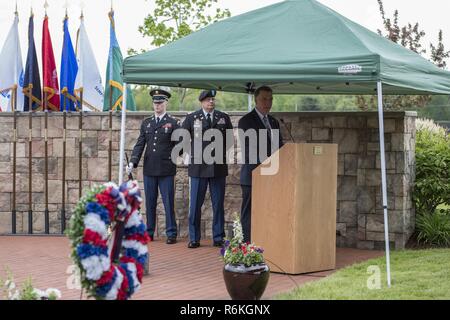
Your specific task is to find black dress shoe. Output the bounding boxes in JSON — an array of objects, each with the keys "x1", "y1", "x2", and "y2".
[
  {"x1": 188, "y1": 241, "x2": 200, "y2": 248},
  {"x1": 166, "y1": 238, "x2": 177, "y2": 245},
  {"x1": 213, "y1": 240, "x2": 224, "y2": 247}
]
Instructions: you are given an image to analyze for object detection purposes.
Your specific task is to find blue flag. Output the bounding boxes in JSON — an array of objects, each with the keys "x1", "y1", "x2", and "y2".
[
  {"x1": 60, "y1": 16, "x2": 78, "y2": 111},
  {"x1": 23, "y1": 14, "x2": 41, "y2": 111}
]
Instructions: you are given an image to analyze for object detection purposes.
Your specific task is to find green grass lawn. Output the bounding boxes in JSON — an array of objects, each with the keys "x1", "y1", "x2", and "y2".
[{"x1": 276, "y1": 249, "x2": 450, "y2": 300}]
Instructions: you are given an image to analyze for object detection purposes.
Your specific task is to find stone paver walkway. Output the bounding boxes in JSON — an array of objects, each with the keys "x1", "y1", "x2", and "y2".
[{"x1": 0, "y1": 236, "x2": 384, "y2": 300}]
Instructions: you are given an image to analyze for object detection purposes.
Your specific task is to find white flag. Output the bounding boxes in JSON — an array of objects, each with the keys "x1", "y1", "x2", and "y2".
[
  {"x1": 0, "y1": 14, "x2": 24, "y2": 112},
  {"x1": 74, "y1": 18, "x2": 104, "y2": 112}
]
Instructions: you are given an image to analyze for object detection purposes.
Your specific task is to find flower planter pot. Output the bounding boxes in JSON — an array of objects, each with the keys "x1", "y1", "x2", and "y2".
[{"x1": 223, "y1": 263, "x2": 270, "y2": 300}]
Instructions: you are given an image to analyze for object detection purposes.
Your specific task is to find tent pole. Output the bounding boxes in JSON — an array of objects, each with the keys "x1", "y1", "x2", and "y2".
[
  {"x1": 377, "y1": 81, "x2": 391, "y2": 288},
  {"x1": 118, "y1": 83, "x2": 127, "y2": 185}
]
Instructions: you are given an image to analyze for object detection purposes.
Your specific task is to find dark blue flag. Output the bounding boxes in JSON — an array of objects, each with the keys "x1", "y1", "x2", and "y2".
[
  {"x1": 23, "y1": 14, "x2": 41, "y2": 111},
  {"x1": 60, "y1": 16, "x2": 78, "y2": 111}
]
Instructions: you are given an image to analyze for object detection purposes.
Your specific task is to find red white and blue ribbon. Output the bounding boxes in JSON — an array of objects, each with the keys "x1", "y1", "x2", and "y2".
[{"x1": 73, "y1": 180, "x2": 149, "y2": 300}]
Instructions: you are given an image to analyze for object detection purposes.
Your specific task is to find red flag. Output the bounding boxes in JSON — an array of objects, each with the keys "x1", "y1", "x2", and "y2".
[{"x1": 42, "y1": 15, "x2": 60, "y2": 111}]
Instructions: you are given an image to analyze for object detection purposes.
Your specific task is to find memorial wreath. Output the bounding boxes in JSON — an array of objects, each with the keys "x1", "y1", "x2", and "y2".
[{"x1": 67, "y1": 180, "x2": 150, "y2": 300}]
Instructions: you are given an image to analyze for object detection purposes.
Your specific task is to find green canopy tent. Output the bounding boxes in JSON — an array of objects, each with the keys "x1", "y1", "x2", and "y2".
[{"x1": 118, "y1": 0, "x2": 450, "y2": 287}]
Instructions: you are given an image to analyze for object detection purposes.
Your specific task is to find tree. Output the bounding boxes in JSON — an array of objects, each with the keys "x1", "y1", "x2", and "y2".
[
  {"x1": 356, "y1": 0, "x2": 450, "y2": 111},
  {"x1": 430, "y1": 30, "x2": 450, "y2": 69},
  {"x1": 134, "y1": 0, "x2": 231, "y2": 110},
  {"x1": 139, "y1": 0, "x2": 230, "y2": 47}
]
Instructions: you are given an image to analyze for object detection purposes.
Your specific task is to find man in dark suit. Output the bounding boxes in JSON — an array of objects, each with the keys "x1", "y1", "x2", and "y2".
[
  {"x1": 128, "y1": 88, "x2": 180, "y2": 244},
  {"x1": 238, "y1": 86, "x2": 284, "y2": 243},
  {"x1": 182, "y1": 89, "x2": 233, "y2": 248}
]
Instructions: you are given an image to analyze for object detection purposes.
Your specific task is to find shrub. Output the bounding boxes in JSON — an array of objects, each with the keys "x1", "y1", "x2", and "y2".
[
  {"x1": 414, "y1": 118, "x2": 450, "y2": 215},
  {"x1": 416, "y1": 210, "x2": 450, "y2": 247}
]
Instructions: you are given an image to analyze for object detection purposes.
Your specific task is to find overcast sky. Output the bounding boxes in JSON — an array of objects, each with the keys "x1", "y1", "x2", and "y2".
[{"x1": 1, "y1": 0, "x2": 449, "y2": 85}]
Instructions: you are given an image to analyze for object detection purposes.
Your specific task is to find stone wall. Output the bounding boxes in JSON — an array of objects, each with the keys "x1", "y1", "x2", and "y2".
[{"x1": 0, "y1": 111, "x2": 416, "y2": 249}]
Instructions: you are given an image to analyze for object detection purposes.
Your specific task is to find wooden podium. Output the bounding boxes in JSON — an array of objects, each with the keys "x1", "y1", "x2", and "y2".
[{"x1": 252, "y1": 143, "x2": 338, "y2": 274}]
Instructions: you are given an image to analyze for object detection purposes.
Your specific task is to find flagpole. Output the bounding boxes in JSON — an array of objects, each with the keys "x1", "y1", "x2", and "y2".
[
  {"x1": 108, "y1": 6, "x2": 115, "y2": 181},
  {"x1": 62, "y1": 8, "x2": 67, "y2": 110},
  {"x1": 42, "y1": 0, "x2": 50, "y2": 234},
  {"x1": 61, "y1": 88, "x2": 68, "y2": 233},
  {"x1": 80, "y1": 89, "x2": 84, "y2": 112},
  {"x1": 44, "y1": 89, "x2": 49, "y2": 234},
  {"x1": 12, "y1": 84, "x2": 17, "y2": 234},
  {"x1": 79, "y1": 106, "x2": 83, "y2": 199},
  {"x1": 119, "y1": 83, "x2": 126, "y2": 185},
  {"x1": 109, "y1": 107, "x2": 113, "y2": 181},
  {"x1": 28, "y1": 84, "x2": 33, "y2": 234},
  {"x1": 11, "y1": 8, "x2": 19, "y2": 233},
  {"x1": 79, "y1": 88, "x2": 84, "y2": 199},
  {"x1": 61, "y1": 107, "x2": 67, "y2": 233}
]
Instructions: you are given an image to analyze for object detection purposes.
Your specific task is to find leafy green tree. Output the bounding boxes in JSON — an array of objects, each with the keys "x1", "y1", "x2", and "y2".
[
  {"x1": 356, "y1": 0, "x2": 449, "y2": 111},
  {"x1": 133, "y1": 0, "x2": 231, "y2": 110},
  {"x1": 430, "y1": 30, "x2": 450, "y2": 69},
  {"x1": 415, "y1": 96, "x2": 450, "y2": 122},
  {"x1": 139, "y1": 0, "x2": 230, "y2": 47}
]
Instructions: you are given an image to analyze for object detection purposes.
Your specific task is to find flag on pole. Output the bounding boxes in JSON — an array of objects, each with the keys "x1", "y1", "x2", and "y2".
[
  {"x1": 103, "y1": 10, "x2": 135, "y2": 111},
  {"x1": 74, "y1": 15, "x2": 104, "y2": 112},
  {"x1": 42, "y1": 14, "x2": 60, "y2": 111},
  {"x1": 0, "y1": 11, "x2": 24, "y2": 112},
  {"x1": 60, "y1": 15, "x2": 78, "y2": 111},
  {"x1": 23, "y1": 13, "x2": 41, "y2": 111}
]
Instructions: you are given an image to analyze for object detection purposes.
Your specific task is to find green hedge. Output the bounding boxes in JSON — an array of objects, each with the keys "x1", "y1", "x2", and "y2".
[
  {"x1": 414, "y1": 119, "x2": 450, "y2": 215},
  {"x1": 416, "y1": 210, "x2": 450, "y2": 247},
  {"x1": 414, "y1": 119, "x2": 450, "y2": 246}
]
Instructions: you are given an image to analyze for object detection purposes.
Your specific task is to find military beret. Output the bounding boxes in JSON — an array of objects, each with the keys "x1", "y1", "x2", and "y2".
[
  {"x1": 150, "y1": 88, "x2": 171, "y2": 102},
  {"x1": 198, "y1": 89, "x2": 216, "y2": 102}
]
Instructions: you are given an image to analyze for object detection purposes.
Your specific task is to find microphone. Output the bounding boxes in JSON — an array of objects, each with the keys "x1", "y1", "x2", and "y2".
[{"x1": 280, "y1": 118, "x2": 295, "y2": 143}]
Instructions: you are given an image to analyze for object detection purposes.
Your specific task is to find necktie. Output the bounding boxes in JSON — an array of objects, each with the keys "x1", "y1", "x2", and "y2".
[
  {"x1": 206, "y1": 113, "x2": 212, "y2": 127},
  {"x1": 156, "y1": 117, "x2": 160, "y2": 124},
  {"x1": 262, "y1": 116, "x2": 272, "y2": 138}
]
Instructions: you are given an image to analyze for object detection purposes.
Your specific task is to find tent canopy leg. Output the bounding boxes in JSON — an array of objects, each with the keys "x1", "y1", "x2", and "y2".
[{"x1": 377, "y1": 81, "x2": 392, "y2": 288}]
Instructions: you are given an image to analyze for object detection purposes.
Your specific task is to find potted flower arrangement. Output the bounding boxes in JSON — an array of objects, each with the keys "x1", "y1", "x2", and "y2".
[{"x1": 220, "y1": 213, "x2": 270, "y2": 300}]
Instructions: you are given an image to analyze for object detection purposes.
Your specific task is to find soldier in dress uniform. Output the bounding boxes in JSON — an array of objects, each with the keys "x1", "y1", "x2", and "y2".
[
  {"x1": 181, "y1": 89, "x2": 233, "y2": 248},
  {"x1": 127, "y1": 88, "x2": 180, "y2": 244}
]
